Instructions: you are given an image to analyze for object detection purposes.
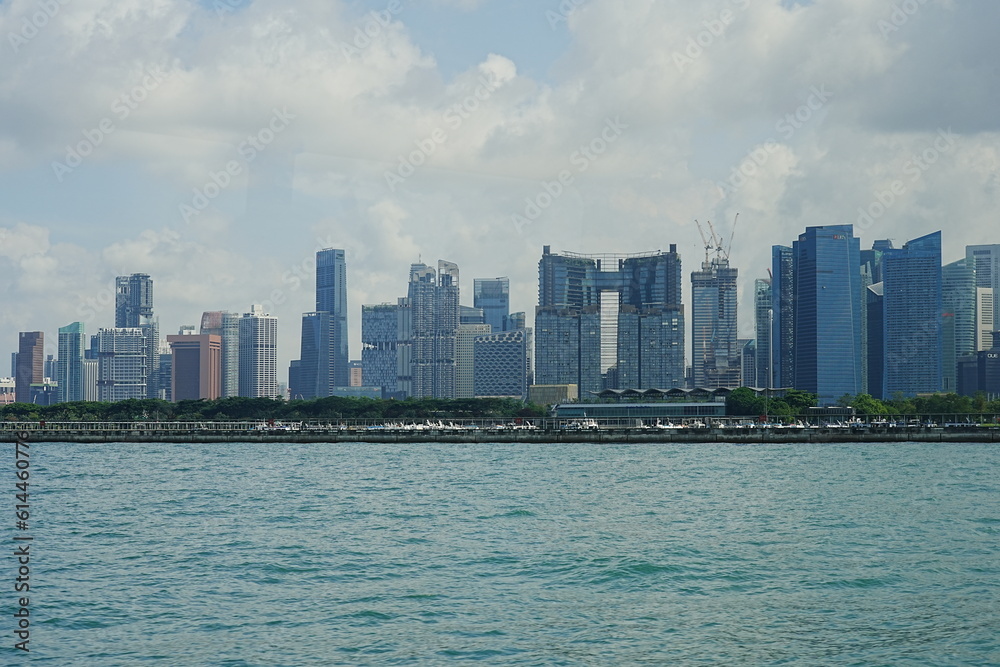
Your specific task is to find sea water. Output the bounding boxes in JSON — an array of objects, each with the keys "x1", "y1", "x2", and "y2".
[{"x1": 17, "y1": 442, "x2": 1000, "y2": 665}]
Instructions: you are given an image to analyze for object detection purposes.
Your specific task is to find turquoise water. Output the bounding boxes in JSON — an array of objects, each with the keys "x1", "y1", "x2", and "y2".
[{"x1": 17, "y1": 442, "x2": 1000, "y2": 665}]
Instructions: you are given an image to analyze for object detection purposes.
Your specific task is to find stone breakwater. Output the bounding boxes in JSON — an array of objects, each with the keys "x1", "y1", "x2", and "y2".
[{"x1": 3, "y1": 425, "x2": 999, "y2": 444}]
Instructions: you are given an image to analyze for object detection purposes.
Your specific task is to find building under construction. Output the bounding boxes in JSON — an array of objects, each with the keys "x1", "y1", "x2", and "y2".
[{"x1": 691, "y1": 219, "x2": 741, "y2": 389}]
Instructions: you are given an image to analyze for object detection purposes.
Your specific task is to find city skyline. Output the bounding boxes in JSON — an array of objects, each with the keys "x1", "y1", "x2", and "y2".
[{"x1": 1, "y1": 1, "x2": 998, "y2": 382}]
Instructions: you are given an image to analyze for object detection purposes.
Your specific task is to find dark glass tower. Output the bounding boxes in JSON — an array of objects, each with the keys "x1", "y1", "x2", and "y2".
[
  {"x1": 316, "y1": 248, "x2": 349, "y2": 388},
  {"x1": 771, "y1": 245, "x2": 794, "y2": 388},
  {"x1": 474, "y1": 278, "x2": 510, "y2": 332},
  {"x1": 793, "y1": 225, "x2": 862, "y2": 405},
  {"x1": 881, "y1": 231, "x2": 942, "y2": 398}
]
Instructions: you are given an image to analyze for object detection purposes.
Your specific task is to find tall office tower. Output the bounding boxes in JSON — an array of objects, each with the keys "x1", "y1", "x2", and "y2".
[
  {"x1": 740, "y1": 339, "x2": 756, "y2": 388},
  {"x1": 509, "y1": 312, "x2": 526, "y2": 330},
  {"x1": 168, "y1": 334, "x2": 222, "y2": 401},
  {"x1": 536, "y1": 245, "x2": 684, "y2": 393},
  {"x1": 859, "y1": 244, "x2": 888, "y2": 394},
  {"x1": 691, "y1": 256, "x2": 739, "y2": 388},
  {"x1": 361, "y1": 303, "x2": 399, "y2": 397},
  {"x1": 880, "y1": 231, "x2": 943, "y2": 398},
  {"x1": 395, "y1": 297, "x2": 413, "y2": 398},
  {"x1": 10, "y1": 353, "x2": 16, "y2": 378},
  {"x1": 96, "y1": 328, "x2": 149, "y2": 402},
  {"x1": 238, "y1": 305, "x2": 278, "y2": 398},
  {"x1": 942, "y1": 259, "x2": 977, "y2": 393},
  {"x1": 460, "y1": 306, "x2": 485, "y2": 325},
  {"x1": 977, "y1": 287, "x2": 995, "y2": 352},
  {"x1": 967, "y1": 243, "x2": 1000, "y2": 305},
  {"x1": 200, "y1": 311, "x2": 240, "y2": 397},
  {"x1": 474, "y1": 328, "x2": 533, "y2": 399},
  {"x1": 793, "y1": 225, "x2": 863, "y2": 405},
  {"x1": 57, "y1": 323, "x2": 86, "y2": 403},
  {"x1": 291, "y1": 312, "x2": 334, "y2": 400},
  {"x1": 474, "y1": 277, "x2": 510, "y2": 332},
  {"x1": 115, "y1": 273, "x2": 159, "y2": 399},
  {"x1": 15, "y1": 332, "x2": 44, "y2": 403},
  {"x1": 866, "y1": 283, "x2": 885, "y2": 400},
  {"x1": 43, "y1": 355, "x2": 55, "y2": 381},
  {"x1": 315, "y1": 248, "x2": 349, "y2": 389},
  {"x1": 407, "y1": 261, "x2": 460, "y2": 398},
  {"x1": 754, "y1": 278, "x2": 772, "y2": 388},
  {"x1": 771, "y1": 246, "x2": 794, "y2": 388},
  {"x1": 456, "y1": 323, "x2": 491, "y2": 398}
]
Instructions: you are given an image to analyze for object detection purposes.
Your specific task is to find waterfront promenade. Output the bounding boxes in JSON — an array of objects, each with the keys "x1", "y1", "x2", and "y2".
[{"x1": 3, "y1": 420, "x2": 999, "y2": 443}]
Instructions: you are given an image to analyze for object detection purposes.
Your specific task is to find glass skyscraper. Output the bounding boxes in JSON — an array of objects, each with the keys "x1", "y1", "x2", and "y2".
[
  {"x1": 881, "y1": 231, "x2": 942, "y2": 398},
  {"x1": 115, "y1": 273, "x2": 158, "y2": 399},
  {"x1": 474, "y1": 277, "x2": 510, "y2": 333},
  {"x1": 771, "y1": 245, "x2": 794, "y2": 389},
  {"x1": 406, "y1": 261, "x2": 460, "y2": 399},
  {"x1": 793, "y1": 225, "x2": 862, "y2": 405},
  {"x1": 315, "y1": 248, "x2": 349, "y2": 389},
  {"x1": 754, "y1": 278, "x2": 772, "y2": 388},
  {"x1": 691, "y1": 256, "x2": 739, "y2": 388},
  {"x1": 942, "y1": 258, "x2": 976, "y2": 393},
  {"x1": 200, "y1": 311, "x2": 240, "y2": 398},
  {"x1": 238, "y1": 305, "x2": 278, "y2": 398},
  {"x1": 361, "y1": 303, "x2": 399, "y2": 397},
  {"x1": 57, "y1": 322, "x2": 85, "y2": 403}
]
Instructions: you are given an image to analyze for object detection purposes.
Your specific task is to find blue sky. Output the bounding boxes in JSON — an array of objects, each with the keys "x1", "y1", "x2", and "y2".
[{"x1": 1, "y1": 0, "x2": 998, "y2": 379}]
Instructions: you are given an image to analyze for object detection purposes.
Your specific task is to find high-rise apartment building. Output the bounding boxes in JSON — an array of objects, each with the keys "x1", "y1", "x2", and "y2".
[
  {"x1": 793, "y1": 225, "x2": 863, "y2": 405},
  {"x1": 407, "y1": 261, "x2": 460, "y2": 398},
  {"x1": 771, "y1": 245, "x2": 794, "y2": 388},
  {"x1": 200, "y1": 311, "x2": 240, "y2": 397},
  {"x1": 361, "y1": 303, "x2": 399, "y2": 397},
  {"x1": 967, "y1": 244, "x2": 1000, "y2": 303},
  {"x1": 57, "y1": 322, "x2": 86, "y2": 403},
  {"x1": 238, "y1": 305, "x2": 278, "y2": 398},
  {"x1": 115, "y1": 273, "x2": 159, "y2": 399},
  {"x1": 96, "y1": 327, "x2": 148, "y2": 402},
  {"x1": 535, "y1": 245, "x2": 684, "y2": 394},
  {"x1": 474, "y1": 328, "x2": 533, "y2": 399},
  {"x1": 691, "y1": 256, "x2": 739, "y2": 388},
  {"x1": 880, "y1": 231, "x2": 942, "y2": 398},
  {"x1": 754, "y1": 278, "x2": 772, "y2": 388},
  {"x1": 15, "y1": 332, "x2": 43, "y2": 404},
  {"x1": 474, "y1": 278, "x2": 510, "y2": 333},
  {"x1": 168, "y1": 334, "x2": 222, "y2": 401}
]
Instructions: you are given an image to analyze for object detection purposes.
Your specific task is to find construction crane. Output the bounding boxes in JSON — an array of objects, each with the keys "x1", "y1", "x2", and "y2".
[{"x1": 695, "y1": 214, "x2": 741, "y2": 263}]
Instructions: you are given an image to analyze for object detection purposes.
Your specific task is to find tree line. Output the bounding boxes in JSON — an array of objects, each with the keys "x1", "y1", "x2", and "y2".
[
  {"x1": 0, "y1": 396, "x2": 548, "y2": 422},
  {"x1": 726, "y1": 388, "x2": 1000, "y2": 418}
]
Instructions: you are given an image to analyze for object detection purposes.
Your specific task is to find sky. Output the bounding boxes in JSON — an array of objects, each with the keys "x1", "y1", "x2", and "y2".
[{"x1": 1, "y1": 0, "x2": 998, "y2": 382}]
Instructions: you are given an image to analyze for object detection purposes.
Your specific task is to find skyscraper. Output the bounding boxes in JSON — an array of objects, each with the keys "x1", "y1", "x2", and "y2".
[
  {"x1": 96, "y1": 327, "x2": 148, "y2": 402},
  {"x1": 315, "y1": 248, "x2": 349, "y2": 388},
  {"x1": 771, "y1": 245, "x2": 794, "y2": 388},
  {"x1": 115, "y1": 273, "x2": 159, "y2": 399},
  {"x1": 793, "y1": 225, "x2": 863, "y2": 405},
  {"x1": 15, "y1": 332, "x2": 43, "y2": 404},
  {"x1": 238, "y1": 305, "x2": 278, "y2": 398},
  {"x1": 967, "y1": 244, "x2": 1000, "y2": 305},
  {"x1": 57, "y1": 322, "x2": 85, "y2": 403},
  {"x1": 361, "y1": 303, "x2": 399, "y2": 396},
  {"x1": 474, "y1": 328, "x2": 533, "y2": 399},
  {"x1": 880, "y1": 231, "x2": 942, "y2": 398},
  {"x1": 754, "y1": 278, "x2": 772, "y2": 388},
  {"x1": 691, "y1": 256, "x2": 739, "y2": 388},
  {"x1": 976, "y1": 287, "x2": 995, "y2": 352},
  {"x1": 474, "y1": 277, "x2": 510, "y2": 332},
  {"x1": 406, "y1": 261, "x2": 460, "y2": 398},
  {"x1": 291, "y1": 312, "x2": 335, "y2": 400},
  {"x1": 200, "y1": 311, "x2": 240, "y2": 398},
  {"x1": 456, "y1": 323, "x2": 491, "y2": 398},
  {"x1": 535, "y1": 245, "x2": 684, "y2": 393},
  {"x1": 168, "y1": 334, "x2": 222, "y2": 401}
]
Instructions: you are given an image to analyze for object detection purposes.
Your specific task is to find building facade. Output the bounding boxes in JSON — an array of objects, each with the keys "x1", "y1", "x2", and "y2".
[
  {"x1": 474, "y1": 277, "x2": 510, "y2": 333},
  {"x1": 200, "y1": 311, "x2": 240, "y2": 398},
  {"x1": 474, "y1": 328, "x2": 533, "y2": 399},
  {"x1": 96, "y1": 328, "x2": 148, "y2": 402},
  {"x1": 793, "y1": 225, "x2": 862, "y2": 405},
  {"x1": 691, "y1": 256, "x2": 739, "y2": 388},
  {"x1": 361, "y1": 303, "x2": 399, "y2": 397},
  {"x1": 15, "y1": 332, "x2": 44, "y2": 404},
  {"x1": 238, "y1": 305, "x2": 278, "y2": 398},
  {"x1": 168, "y1": 334, "x2": 222, "y2": 401},
  {"x1": 57, "y1": 322, "x2": 86, "y2": 403},
  {"x1": 407, "y1": 261, "x2": 460, "y2": 398},
  {"x1": 754, "y1": 278, "x2": 772, "y2": 388},
  {"x1": 315, "y1": 248, "x2": 350, "y2": 389},
  {"x1": 771, "y1": 245, "x2": 794, "y2": 389}
]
